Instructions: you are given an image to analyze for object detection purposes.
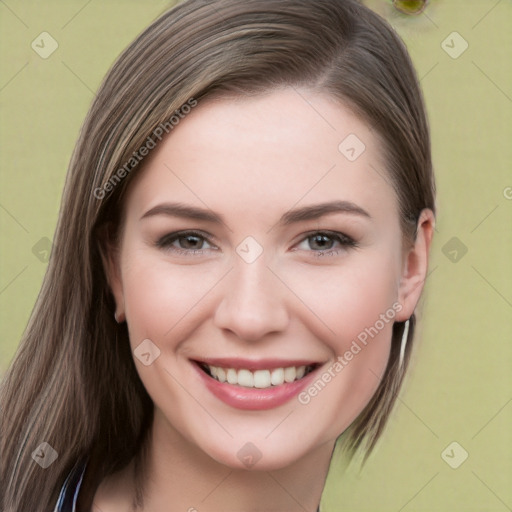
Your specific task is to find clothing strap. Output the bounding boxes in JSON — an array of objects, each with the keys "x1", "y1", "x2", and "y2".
[{"x1": 53, "y1": 458, "x2": 88, "y2": 512}]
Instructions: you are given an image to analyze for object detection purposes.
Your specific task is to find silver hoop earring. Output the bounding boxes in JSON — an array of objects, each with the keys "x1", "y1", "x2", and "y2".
[
  {"x1": 399, "y1": 319, "x2": 410, "y2": 368},
  {"x1": 114, "y1": 312, "x2": 119, "y2": 323}
]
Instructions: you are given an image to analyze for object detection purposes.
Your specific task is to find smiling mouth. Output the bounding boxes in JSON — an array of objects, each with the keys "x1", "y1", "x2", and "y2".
[{"x1": 195, "y1": 362, "x2": 320, "y2": 389}]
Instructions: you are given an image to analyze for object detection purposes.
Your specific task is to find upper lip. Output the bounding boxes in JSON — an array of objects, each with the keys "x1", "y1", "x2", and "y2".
[{"x1": 192, "y1": 357, "x2": 322, "y2": 371}]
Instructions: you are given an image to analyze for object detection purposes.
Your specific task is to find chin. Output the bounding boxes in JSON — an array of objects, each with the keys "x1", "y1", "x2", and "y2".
[{"x1": 202, "y1": 436, "x2": 317, "y2": 472}]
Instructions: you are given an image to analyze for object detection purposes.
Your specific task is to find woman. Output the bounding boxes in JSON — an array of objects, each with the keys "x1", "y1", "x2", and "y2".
[{"x1": 0, "y1": 0, "x2": 435, "y2": 510}]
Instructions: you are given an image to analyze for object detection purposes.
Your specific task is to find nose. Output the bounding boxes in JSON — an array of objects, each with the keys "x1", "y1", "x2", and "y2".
[{"x1": 213, "y1": 257, "x2": 290, "y2": 343}]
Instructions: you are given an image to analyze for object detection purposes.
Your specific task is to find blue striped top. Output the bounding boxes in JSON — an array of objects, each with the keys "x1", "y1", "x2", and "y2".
[{"x1": 53, "y1": 460, "x2": 87, "y2": 512}]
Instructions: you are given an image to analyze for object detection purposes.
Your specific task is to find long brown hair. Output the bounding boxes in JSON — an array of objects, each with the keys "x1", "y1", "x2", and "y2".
[{"x1": 0, "y1": 0, "x2": 435, "y2": 510}]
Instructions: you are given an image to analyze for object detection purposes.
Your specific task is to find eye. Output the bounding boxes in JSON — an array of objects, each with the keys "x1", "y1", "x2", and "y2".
[
  {"x1": 156, "y1": 230, "x2": 217, "y2": 255},
  {"x1": 294, "y1": 231, "x2": 357, "y2": 255}
]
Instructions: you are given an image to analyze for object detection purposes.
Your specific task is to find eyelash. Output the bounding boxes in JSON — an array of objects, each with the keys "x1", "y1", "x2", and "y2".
[
  {"x1": 294, "y1": 230, "x2": 357, "y2": 257},
  {"x1": 156, "y1": 230, "x2": 358, "y2": 258},
  {"x1": 156, "y1": 230, "x2": 216, "y2": 256}
]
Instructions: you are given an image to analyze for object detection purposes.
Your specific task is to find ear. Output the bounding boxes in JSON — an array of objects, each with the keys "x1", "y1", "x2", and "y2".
[
  {"x1": 97, "y1": 223, "x2": 126, "y2": 323},
  {"x1": 395, "y1": 208, "x2": 435, "y2": 322}
]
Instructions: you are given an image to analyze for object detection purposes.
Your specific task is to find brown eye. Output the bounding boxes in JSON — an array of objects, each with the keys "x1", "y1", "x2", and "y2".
[
  {"x1": 295, "y1": 231, "x2": 357, "y2": 254},
  {"x1": 308, "y1": 234, "x2": 335, "y2": 251},
  {"x1": 156, "y1": 230, "x2": 216, "y2": 254},
  {"x1": 176, "y1": 234, "x2": 205, "y2": 249}
]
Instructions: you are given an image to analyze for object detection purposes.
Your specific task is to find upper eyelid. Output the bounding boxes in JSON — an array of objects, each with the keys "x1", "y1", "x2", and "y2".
[
  {"x1": 156, "y1": 231, "x2": 217, "y2": 249},
  {"x1": 300, "y1": 229, "x2": 353, "y2": 239},
  {"x1": 158, "y1": 229, "x2": 215, "y2": 242},
  {"x1": 295, "y1": 231, "x2": 357, "y2": 249}
]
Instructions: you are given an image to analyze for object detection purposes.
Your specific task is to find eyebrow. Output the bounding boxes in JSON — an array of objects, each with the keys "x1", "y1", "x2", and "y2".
[
  {"x1": 279, "y1": 200, "x2": 371, "y2": 224},
  {"x1": 140, "y1": 203, "x2": 223, "y2": 223},
  {"x1": 140, "y1": 200, "x2": 371, "y2": 224}
]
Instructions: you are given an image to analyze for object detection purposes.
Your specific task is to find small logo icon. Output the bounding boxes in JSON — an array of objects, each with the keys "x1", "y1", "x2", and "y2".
[
  {"x1": 442, "y1": 236, "x2": 468, "y2": 263},
  {"x1": 133, "y1": 339, "x2": 161, "y2": 366},
  {"x1": 441, "y1": 32, "x2": 468, "y2": 59},
  {"x1": 32, "y1": 442, "x2": 58, "y2": 468},
  {"x1": 32, "y1": 237, "x2": 53, "y2": 262},
  {"x1": 31, "y1": 32, "x2": 59, "y2": 59},
  {"x1": 441, "y1": 441, "x2": 468, "y2": 469},
  {"x1": 338, "y1": 133, "x2": 366, "y2": 161},
  {"x1": 236, "y1": 236, "x2": 263, "y2": 264},
  {"x1": 236, "y1": 442, "x2": 262, "y2": 468}
]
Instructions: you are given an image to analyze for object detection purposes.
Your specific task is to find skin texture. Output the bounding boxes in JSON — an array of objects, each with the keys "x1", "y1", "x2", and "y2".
[{"x1": 97, "y1": 87, "x2": 434, "y2": 511}]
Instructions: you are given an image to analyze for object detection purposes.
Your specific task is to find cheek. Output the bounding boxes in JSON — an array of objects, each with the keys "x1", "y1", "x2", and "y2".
[
  {"x1": 120, "y1": 252, "x2": 221, "y2": 347},
  {"x1": 288, "y1": 262, "x2": 399, "y2": 438},
  {"x1": 281, "y1": 249, "x2": 401, "y2": 351},
  {"x1": 279, "y1": 250, "x2": 401, "y2": 429}
]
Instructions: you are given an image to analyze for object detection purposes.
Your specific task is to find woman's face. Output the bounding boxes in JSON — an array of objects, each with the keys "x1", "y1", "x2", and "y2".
[{"x1": 106, "y1": 87, "x2": 430, "y2": 470}]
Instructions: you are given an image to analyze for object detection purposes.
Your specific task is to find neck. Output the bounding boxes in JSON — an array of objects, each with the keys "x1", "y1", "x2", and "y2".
[{"x1": 128, "y1": 408, "x2": 333, "y2": 512}]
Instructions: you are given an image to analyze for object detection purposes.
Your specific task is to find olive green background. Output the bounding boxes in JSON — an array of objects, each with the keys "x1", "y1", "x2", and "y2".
[{"x1": 0, "y1": 0, "x2": 511, "y2": 510}]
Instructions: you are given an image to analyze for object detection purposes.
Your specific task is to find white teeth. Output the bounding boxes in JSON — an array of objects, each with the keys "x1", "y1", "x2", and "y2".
[
  {"x1": 226, "y1": 368, "x2": 238, "y2": 384},
  {"x1": 284, "y1": 367, "x2": 296, "y2": 383},
  {"x1": 204, "y1": 364, "x2": 312, "y2": 388},
  {"x1": 253, "y1": 370, "x2": 271, "y2": 388},
  {"x1": 237, "y1": 369, "x2": 253, "y2": 387},
  {"x1": 216, "y1": 367, "x2": 226, "y2": 383},
  {"x1": 270, "y1": 368, "x2": 284, "y2": 386}
]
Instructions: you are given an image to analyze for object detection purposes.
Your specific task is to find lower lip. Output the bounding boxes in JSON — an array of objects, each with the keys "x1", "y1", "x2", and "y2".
[{"x1": 193, "y1": 362, "x2": 319, "y2": 411}]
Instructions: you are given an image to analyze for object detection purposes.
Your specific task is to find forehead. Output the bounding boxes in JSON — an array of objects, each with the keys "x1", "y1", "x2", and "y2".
[{"x1": 122, "y1": 87, "x2": 398, "y2": 228}]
